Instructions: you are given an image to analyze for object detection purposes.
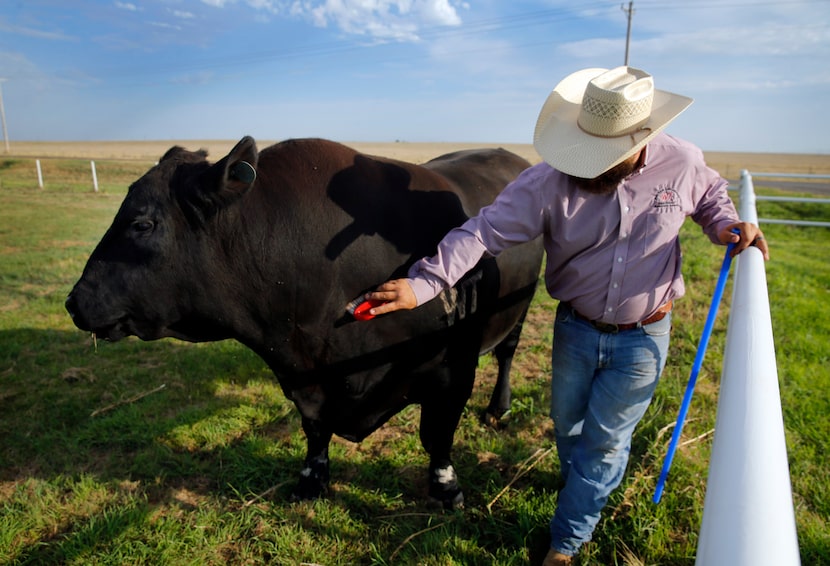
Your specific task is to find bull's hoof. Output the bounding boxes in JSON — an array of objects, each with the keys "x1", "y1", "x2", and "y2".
[
  {"x1": 427, "y1": 463, "x2": 464, "y2": 510},
  {"x1": 427, "y1": 489, "x2": 464, "y2": 511},
  {"x1": 480, "y1": 408, "x2": 511, "y2": 429},
  {"x1": 289, "y1": 480, "x2": 328, "y2": 502},
  {"x1": 289, "y1": 462, "x2": 330, "y2": 501}
]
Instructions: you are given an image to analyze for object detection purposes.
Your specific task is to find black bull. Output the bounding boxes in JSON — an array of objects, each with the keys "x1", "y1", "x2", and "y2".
[{"x1": 65, "y1": 136, "x2": 544, "y2": 508}]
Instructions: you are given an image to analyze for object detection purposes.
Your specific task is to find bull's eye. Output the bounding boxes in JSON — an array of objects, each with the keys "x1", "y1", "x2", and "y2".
[{"x1": 131, "y1": 219, "x2": 155, "y2": 234}]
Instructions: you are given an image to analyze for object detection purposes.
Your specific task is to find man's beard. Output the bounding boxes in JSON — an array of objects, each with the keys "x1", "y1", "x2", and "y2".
[{"x1": 567, "y1": 157, "x2": 640, "y2": 195}]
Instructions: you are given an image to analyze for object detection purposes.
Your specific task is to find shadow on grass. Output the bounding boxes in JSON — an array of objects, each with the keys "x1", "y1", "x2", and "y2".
[
  {"x1": 1, "y1": 328, "x2": 298, "y2": 484},
  {"x1": 0, "y1": 327, "x2": 561, "y2": 563}
]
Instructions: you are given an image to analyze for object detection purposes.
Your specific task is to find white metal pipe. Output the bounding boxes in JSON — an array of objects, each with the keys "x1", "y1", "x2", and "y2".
[
  {"x1": 755, "y1": 195, "x2": 830, "y2": 204},
  {"x1": 750, "y1": 172, "x2": 830, "y2": 180},
  {"x1": 738, "y1": 170, "x2": 758, "y2": 225},
  {"x1": 695, "y1": 247, "x2": 800, "y2": 565},
  {"x1": 759, "y1": 218, "x2": 830, "y2": 228},
  {"x1": 738, "y1": 169, "x2": 830, "y2": 227}
]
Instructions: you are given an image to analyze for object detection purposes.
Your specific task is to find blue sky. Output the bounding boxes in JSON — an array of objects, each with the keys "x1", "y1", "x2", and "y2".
[{"x1": 1, "y1": 0, "x2": 829, "y2": 153}]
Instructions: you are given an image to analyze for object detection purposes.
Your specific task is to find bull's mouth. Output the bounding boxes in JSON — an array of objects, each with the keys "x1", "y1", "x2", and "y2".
[
  {"x1": 66, "y1": 293, "x2": 168, "y2": 342},
  {"x1": 66, "y1": 295, "x2": 216, "y2": 344},
  {"x1": 71, "y1": 312, "x2": 162, "y2": 342},
  {"x1": 95, "y1": 317, "x2": 171, "y2": 342},
  {"x1": 90, "y1": 320, "x2": 131, "y2": 342}
]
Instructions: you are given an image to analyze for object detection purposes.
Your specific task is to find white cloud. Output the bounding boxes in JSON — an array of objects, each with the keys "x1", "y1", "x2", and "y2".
[
  {"x1": 114, "y1": 1, "x2": 139, "y2": 12},
  {"x1": 416, "y1": 0, "x2": 462, "y2": 26},
  {"x1": 171, "y1": 10, "x2": 196, "y2": 20},
  {"x1": 0, "y1": 19, "x2": 75, "y2": 41},
  {"x1": 150, "y1": 21, "x2": 183, "y2": 31},
  {"x1": 244, "y1": 0, "x2": 281, "y2": 14},
  {"x1": 302, "y1": 0, "x2": 464, "y2": 41},
  {"x1": 633, "y1": 22, "x2": 830, "y2": 58},
  {"x1": 199, "y1": 0, "x2": 280, "y2": 12}
]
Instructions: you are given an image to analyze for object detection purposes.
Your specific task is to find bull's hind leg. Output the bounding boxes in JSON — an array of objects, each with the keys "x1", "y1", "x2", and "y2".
[
  {"x1": 418, "y1": 353, "x2": 477, "y2": 510},
  {"x1": 290, "y1": 416, "x2": 333, "y2": 501},
  {"x1": 481, "y1": 306, "x2": 530, "y2": 428}
]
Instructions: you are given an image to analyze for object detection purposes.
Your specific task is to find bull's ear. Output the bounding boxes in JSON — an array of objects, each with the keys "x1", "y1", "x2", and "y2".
[
  {"x1": 179, "y1": 136, "x2": 259, "y2": 223},
  {"x1": 161, "y1": 146, "x2": 208, "y2": 163},
  {"x1": 219, "y1": 136, "x2": 259, "y2": 197}
]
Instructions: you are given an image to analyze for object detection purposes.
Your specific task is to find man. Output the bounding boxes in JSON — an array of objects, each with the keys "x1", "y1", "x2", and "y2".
[{"x1": 364, "y1": 66, "x2": 768, "y2": 565}]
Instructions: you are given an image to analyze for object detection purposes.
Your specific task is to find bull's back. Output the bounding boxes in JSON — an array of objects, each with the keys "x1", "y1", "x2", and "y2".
[{"x1": 422, "y1": 148, "x2": 531, "y2": 215}]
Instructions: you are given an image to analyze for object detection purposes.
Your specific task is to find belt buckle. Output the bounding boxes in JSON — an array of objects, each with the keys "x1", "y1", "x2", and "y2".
[{"x1": 593, "y1": 321, "x2": 620, "y2": 333}]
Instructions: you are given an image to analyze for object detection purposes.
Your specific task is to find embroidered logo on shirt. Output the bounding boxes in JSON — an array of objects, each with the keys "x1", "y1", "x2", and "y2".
[{"x1": 652, "y1": 186, "x2": 680, "y2": 211}]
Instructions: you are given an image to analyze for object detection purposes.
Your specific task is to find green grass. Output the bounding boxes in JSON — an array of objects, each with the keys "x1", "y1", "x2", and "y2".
[{"x1": 1, "y1": 162, "x2": 828, "y2": 565}]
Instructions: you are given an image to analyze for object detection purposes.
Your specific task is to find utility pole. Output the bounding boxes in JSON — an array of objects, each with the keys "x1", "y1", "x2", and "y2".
[
  {"x1": 622, "y1": 1, "x2": 635, "y2": 66},
  {"x1": 0, "y1": 79, "x2": 9, "y2": 153}
]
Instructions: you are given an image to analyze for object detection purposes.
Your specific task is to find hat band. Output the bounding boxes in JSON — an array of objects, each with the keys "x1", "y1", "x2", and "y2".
[{"x1": 577, "y1": 92, "x2": 653, "y2": 138}]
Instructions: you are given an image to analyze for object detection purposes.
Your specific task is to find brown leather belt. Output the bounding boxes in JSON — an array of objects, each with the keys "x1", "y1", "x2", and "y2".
[{"x1": 572, "y1": 300, "x2": 673, "y2": 333}]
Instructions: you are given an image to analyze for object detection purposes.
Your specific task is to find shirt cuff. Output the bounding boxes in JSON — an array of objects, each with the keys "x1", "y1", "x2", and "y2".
[{"x1": 405, "y1": 275, "x2": 445, "y2": 307}]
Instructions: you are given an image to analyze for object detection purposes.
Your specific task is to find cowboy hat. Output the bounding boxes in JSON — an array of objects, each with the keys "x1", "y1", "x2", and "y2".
[{"x1": 533, "y1": 66, "x2": 693, "y2": 179}]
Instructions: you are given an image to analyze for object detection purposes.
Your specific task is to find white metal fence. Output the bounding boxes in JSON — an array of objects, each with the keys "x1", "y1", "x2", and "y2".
[
  {"x1": 695, "y1": 170, "x2": 803, "y2": 565},
  {"x1": 738, "y1": 170, "x2": 830, "y2": 228}
]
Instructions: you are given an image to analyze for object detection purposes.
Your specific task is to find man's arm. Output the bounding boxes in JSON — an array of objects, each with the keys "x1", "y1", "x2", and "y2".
[
  {"x1": 365, "y1": 164, "x2": 549, "y2": 317},
  {"x1": 364, "y1": 223, "x2": 490, "y2": 315}
]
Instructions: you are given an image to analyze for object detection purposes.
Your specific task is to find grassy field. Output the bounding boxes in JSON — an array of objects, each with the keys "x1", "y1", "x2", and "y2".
[{"x1": 0, "y1": 144, "x2": 828, "y2": 565}]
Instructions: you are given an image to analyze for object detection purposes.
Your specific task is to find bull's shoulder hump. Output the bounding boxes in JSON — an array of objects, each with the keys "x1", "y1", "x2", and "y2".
[
  {"x1": 260, "y1": 138, "x2": 427, "y2": 173},
  {"x1": 424, "y1": 147, "x2": 529, "y2": 168},
  {"x1": 262, "y1": 137, "x2": 359, "y2": 159}
]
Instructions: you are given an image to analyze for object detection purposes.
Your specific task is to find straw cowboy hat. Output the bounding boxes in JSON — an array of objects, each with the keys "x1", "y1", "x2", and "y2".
[{"x1": 533, "y1": 66, "x2": 693, "y2": 179}]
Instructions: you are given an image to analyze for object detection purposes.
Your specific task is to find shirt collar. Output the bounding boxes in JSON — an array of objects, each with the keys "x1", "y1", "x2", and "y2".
[
  {"x1": 627, "y1": 144, "x2": 650, "y2": 180},
  {"x1": 638, "y1": 144, "x2": 650, "y2": 173}
]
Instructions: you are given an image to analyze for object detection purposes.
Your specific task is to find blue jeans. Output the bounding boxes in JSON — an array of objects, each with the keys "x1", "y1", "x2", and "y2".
[{"x1": 549, "y1": 302, "x2": 672, "y2": 556}]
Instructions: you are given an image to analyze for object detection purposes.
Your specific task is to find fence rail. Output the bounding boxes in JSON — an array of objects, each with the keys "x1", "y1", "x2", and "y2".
[
  {"x1": 739, "y1": 169, "x2": 830, "y2": 228},
  {"x1": 747, "y1": 172, "x2": 830, "y2": 180},
  {"x1": 696, "y1": 169, "x2": 802, "y2": 565}
]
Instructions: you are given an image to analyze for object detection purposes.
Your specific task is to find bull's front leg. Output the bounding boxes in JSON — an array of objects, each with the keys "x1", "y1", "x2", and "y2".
[
  {"x1": 419, "y1": 356, "x2": 477, "y2": 510},
  {"x1": 290, "y1": 416, "x2": 333, "y2": 501}
]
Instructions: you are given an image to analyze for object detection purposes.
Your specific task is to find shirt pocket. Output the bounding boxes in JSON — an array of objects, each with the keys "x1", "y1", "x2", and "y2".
[{"x1": 643, "y1": 208, "x2": 686, "y2": 256}]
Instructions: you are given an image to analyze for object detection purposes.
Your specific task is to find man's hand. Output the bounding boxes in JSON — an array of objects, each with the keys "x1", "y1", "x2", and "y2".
[
  {"x1": 720, "y1": 222, "x2": 769, "y2": 260},
  {"x1": 364, "y1": 279, "x2": 418, "y2": 316}
]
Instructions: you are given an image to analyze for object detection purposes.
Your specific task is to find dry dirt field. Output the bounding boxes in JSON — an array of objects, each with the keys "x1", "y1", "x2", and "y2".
[{"x1": 5, "y1": 139, "x2": 829, "y2": 180}]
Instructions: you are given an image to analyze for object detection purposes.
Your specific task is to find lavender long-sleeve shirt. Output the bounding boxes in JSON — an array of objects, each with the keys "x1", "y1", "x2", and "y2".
[{"x1": 406, "y1": 133, "x2": 739, "y2": 325}]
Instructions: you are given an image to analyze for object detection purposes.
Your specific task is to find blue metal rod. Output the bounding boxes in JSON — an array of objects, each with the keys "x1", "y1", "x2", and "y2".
[{"x1": 653, "y1": 232, "x2": 739, "y2": 504}]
